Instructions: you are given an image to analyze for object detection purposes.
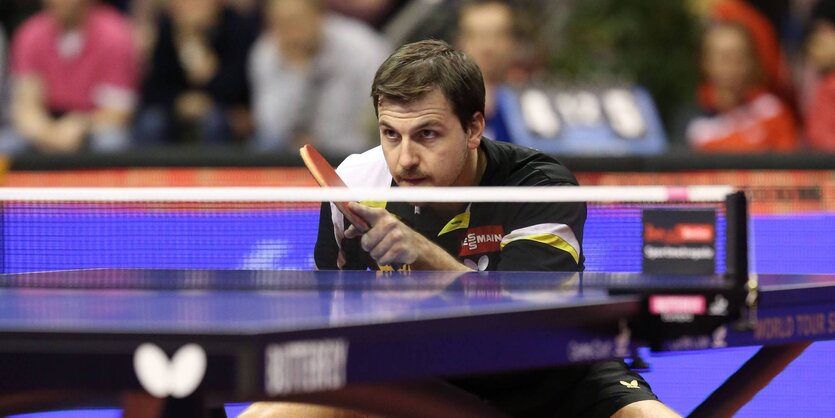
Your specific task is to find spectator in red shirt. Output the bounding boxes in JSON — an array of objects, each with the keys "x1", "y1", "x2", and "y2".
[
  {"x1": 804, "y1": 0, "x2": 835, "y2": 152},
  {"x1": 4, "y1": 0, "x2": 137, "y2": 154},
  {"x1": 707, "y1": 0, "x2": 793, "y2": 102},
  {"x1": 686, "y1": 20, "x2": 797, "y2": 153}
]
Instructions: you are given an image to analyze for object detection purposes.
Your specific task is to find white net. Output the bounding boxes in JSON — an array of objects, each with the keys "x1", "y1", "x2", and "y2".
[{"x1": 0, "y1": 186, "x2": 734, "y2": 274}]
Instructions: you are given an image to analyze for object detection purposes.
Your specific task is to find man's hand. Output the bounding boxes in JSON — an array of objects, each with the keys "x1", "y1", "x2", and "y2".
[
  {"x1": 41, "y1": 113, "x2": 90, "y2": 153},
  {"x1": 344, "y1": 203, "x2": 472, "y2": 271},
  {"x1": 12, "y1": 76, "x2": 88, "y2": 152},
  {"x1": 175, "y1": 91, "x2": 213, "y2": 121},
  {"x1": 343, "y1": 203, "x2": 425, "y2": 266}
]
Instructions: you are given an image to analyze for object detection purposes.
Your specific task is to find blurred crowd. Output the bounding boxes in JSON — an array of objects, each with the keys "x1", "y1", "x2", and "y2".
[
  {"x1": 0, "y1": 0, "x2": 397, "y2": 154},
  {"x1": 683, "y1": 0, "x2": 832, "y2": 153},
  {"x1": 0, "y1": 0, "x2": 833, "y2": 155}
]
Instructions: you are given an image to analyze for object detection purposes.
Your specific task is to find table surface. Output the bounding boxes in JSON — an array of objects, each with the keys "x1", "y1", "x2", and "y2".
[
  {"x1": 0, "y1": 269, "x2": 833, "y2": 409},
  {"x1": 0, "y1": 269, "x2": 745, "y2": 334}
]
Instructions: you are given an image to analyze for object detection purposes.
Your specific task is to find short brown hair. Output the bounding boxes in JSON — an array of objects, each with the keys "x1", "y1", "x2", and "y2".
[{"x1": 371, "y1": 39, "x2": 486, "y2": 131}]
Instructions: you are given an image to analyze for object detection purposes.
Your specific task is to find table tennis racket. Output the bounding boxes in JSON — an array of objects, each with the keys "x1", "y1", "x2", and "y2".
[{"x1": 300, "y1": 144, "x2": 370, "y2": 232}]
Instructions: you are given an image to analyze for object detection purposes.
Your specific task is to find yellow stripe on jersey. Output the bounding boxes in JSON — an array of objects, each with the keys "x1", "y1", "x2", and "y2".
[
  {"x1": 359, "y1": 201, "x2": 387, "y2": 208},
  {"x1": 500, "y1": 223, "x2": 580, "y2": 264},
  {"x1": 438, "y1": 211, "x2": 471, "y2": 236}
]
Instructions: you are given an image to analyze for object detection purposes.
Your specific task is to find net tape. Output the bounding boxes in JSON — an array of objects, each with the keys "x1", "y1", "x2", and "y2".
[{"x1": 0, "y1": 186, "x2": 735, "y2": 203}]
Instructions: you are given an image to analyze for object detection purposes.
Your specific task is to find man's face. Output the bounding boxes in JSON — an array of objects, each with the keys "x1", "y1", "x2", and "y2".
[
  {"x1": 378, "y1": 89, "x2": 481, "y2": 189},
  {"x1": 268, "y1": 0, "x2": 323, "y2": 59},
  {"x1": 807, "y1": 20, "x2": 835, "y2": 72},
  {"x1": 44, "y1": 0, "x2": 90, "y2": 27},
  {"x1": 456, "y1": 3, "x2": 515, "y2": 84},
  {"x1": 702, "y1": 25, "x2": 757, "y2": 95},
  {"x1": 169, "y1": 0, "x2": 221, "y2": 31}
]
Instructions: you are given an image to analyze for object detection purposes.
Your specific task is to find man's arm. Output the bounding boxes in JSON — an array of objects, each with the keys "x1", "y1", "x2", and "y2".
[
  {"x1": 612, "y1": 400, "x2": 682, "y2": 418},
  {"x1": 12, "y1": 75, "x2": 133, "y2": 153},
  {"x1": 11, "y1": 75, "x2": 88, "y2": 152},
  {"x1": 91, "y1": 100, "x2": 134, "y2": 129},
  {"x1": 12, "y1": 76, "x2": 52, "y2": 144},
  {"x1": 344, "y1": 203, "x2": 473, "y2": 271}
]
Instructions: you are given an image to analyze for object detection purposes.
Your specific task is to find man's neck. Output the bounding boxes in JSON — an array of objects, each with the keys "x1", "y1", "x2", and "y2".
[
  {"x1": 461, "y1": 144, "x2": 487, "y2": 186},
  {"x1": 56, "y1": 5, "x2": 92, "y2": 31},
  {"x1": 714, "y1": 87, "x2": 746, "y2": 111}
]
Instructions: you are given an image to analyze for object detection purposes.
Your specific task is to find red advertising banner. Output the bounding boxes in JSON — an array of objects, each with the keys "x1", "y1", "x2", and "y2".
[
  {"x1": 5, "y1": 168, "x2": 833, "y2": 214},
  {"x1": 576, "y1": 170, "x2": 835, "y2": 214}
]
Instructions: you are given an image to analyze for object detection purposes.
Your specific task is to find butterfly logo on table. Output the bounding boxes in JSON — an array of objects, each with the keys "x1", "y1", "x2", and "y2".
[
  {"x1": 709, "y1": 295, "x2": 729, "y2": 316},
  {"x1": 133, "y1": 343, "x2": 207, "y2": 398}
]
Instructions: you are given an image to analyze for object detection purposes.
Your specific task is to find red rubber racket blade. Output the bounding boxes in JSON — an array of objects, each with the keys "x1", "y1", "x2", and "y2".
[{"x1": 300, "y1": 144, "x2": 370, "y2": 232}]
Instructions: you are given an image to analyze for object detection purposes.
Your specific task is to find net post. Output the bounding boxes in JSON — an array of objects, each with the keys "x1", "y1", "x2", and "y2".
[
  {"x1": 724, "y1": 190, "x2": 748, "y2": 284},
  {"x1": 725, "y1": 190, "x2": 756, "y2": 330},
  {"x1": 0, "y1": 200, "x2": 5, "y2": 274}
]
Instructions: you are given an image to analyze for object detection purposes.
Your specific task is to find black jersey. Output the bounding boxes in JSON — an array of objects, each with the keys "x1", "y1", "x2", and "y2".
[
  {"x1": 312, "y1": 139, "x2": 657, "y2": 417},
  {"x1": 314, "y1": 138, "x2": 586, "y2": 272}
]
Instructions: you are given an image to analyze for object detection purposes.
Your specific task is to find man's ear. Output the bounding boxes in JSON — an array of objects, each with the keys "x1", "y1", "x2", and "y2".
[{"x1": 467, "y1": 112, "x2": 485, "y2": 150}]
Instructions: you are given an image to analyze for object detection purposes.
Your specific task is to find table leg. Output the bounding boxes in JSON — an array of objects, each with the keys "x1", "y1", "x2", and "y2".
[{"x1": 689, "y1": 342, "x2": 811, "y2": 418}]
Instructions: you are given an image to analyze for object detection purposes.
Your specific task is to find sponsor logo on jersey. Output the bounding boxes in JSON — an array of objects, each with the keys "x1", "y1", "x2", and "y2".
[{"x1": 460, "y1": 225, "x2": 504, "y2": 256}]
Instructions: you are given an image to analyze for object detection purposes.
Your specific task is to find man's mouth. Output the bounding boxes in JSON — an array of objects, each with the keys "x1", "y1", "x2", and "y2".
[{"x1": 398, "y1": 177, "x2": 427, "y2": 186}]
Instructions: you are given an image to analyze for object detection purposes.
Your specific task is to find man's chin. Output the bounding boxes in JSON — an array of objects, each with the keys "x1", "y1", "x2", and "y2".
[
  {"x1": 397, "y1": 179, "x2": 431, "y2": 187},
  {"x1": 395, "y1": 180, "x2": 437, "y2": 208}
]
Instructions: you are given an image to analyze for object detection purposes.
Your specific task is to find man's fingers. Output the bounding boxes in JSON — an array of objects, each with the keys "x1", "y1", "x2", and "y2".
[
  {"x1": 347, "y1": 202, "x2": 387, "y2": 224},
  {"x1": 346, "y1": 203, "x2": 416, "y2": 265},
  {"x1": 344, "y1": 224, "x2": 360, "y2": 239},
  {"x1": 379, "y1": 247, "x2": 414, "y2": 267},
  {"x1": 344, "y1": 203, "x2": 390, "y2": 240},
  {"x1": 367, "y1": 227, "x2": 421, "y2": 266},
  {"x1": 369, "y1": 233, "x2": 396, "y2": 261},
  {"x1": 360, "y1": 227, "x2": 386, "y2": 253}
]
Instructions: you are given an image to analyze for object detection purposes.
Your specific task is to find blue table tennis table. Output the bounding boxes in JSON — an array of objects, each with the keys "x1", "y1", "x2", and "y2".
[{"x1": 1, "y1": 269, "x2": 833, "y2": 417}]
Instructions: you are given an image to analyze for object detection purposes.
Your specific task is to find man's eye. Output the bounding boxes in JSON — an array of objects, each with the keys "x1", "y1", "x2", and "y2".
[
  {"x1": 382, "y1": 129, "x2": 399, "y2": 139},
  {"x1": 421, "y1": 130, "x2": 437, "y2": 139}
]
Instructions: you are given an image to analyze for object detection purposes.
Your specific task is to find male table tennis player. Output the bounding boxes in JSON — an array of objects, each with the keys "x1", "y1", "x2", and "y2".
[{"x1": 244, "y1": 40, "x2": 679, "y2": 417}]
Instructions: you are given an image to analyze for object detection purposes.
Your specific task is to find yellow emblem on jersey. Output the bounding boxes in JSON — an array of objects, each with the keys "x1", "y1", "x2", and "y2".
[{"x1": 619, "y1": 380, "x2": 640, "y2": 389}]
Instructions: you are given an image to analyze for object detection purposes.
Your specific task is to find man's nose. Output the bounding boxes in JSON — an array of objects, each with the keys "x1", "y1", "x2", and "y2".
[{"x1": 398, "y1": 138, "x2": 419, "y2": 169}]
